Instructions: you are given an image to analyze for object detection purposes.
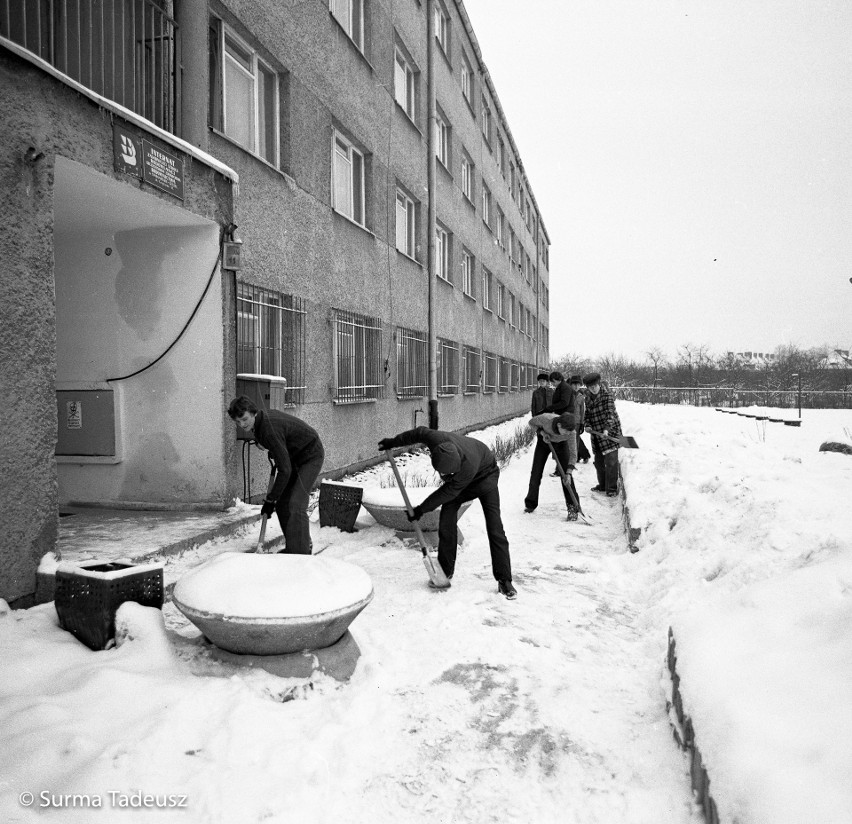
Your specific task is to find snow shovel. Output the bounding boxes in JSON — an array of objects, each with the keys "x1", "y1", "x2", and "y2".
[
  {"x1": 385, "y1": 451, "x2": 452, "y2": 589},
  {"x1": 544, "y1": 439, "x2": 590, "y2": 524},
  {"x1": 586, "y1": 429, "x2": 639, "y2": 449},
  {"x1": 253, "y1": 457, "x2": 278, "y2": 554}
]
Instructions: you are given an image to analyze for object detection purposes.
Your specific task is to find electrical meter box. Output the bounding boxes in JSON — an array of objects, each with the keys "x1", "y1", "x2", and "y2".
[
  {"x1": 235, "y1": 375, "x2": 287, "y2": 440},
  {"x1": 56, "y1": 389, "x2": 116, "y2": 456}
]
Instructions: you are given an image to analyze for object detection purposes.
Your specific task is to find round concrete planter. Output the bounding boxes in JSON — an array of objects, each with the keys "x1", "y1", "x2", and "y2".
[
  {"x1": 172, "y1": 554, "x2": 373, "y2": 655},
  {"x1": 360, "y1": 486, "x2": 472, "y2": 531}
]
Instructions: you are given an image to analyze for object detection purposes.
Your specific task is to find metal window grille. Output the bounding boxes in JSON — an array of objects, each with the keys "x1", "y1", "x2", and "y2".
[
  {"x1": 463, "y1": 346, "x2": 480, "y2": 393},
  {"x1": 499, "y1": 357, "x2": 510, "y2": 393},
  {"x1": 237, "y1": 283, "x2": 306, "y2": 404},
  {"x1": 396, "y1": 326, "x2": 427, "y2": 398},
  {"x1": 437, "y1": 337, "x2": 459, "y2": 395},
  {"x1": 483, "y1": 352, "x2": 497, "y2": 394},
  {"x1": 511, "y1": 360, "x2": 520, "y2": 392},
  {"x1": 1, "y1": 0, "x2": 180, "y2": 133},
  {"x1": 333, "y1": 308, "x2": 384, "y2": 403}
]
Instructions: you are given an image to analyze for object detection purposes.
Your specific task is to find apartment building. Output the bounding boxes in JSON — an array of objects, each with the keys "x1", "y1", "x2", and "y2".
[{"x1": 0, "y1": 0, "x2": 550, "y2": 606}]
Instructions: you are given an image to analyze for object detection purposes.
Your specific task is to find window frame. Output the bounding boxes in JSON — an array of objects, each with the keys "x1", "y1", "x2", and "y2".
[
  {"x1": 396, "y1": 326, "x2": 428, "y2": 398},
  {"x1": 481, "y1": 183, "x2": 492, "y2": 230},
  {"x1": 460, "y1": 151, "x2": 474, "y2": 202},
  {"x1": 437, "y1": 337, "x2": 459, "y2": 395},
  {"x1": 480, "y1": 94, "x2": 491, "y2": 145},
  {"x1": 394, "y1": 47, "x2": 416, "y2": 120},
  {"x1": 330, "y1": 0, "x2": 365, "y2": 51},
  {"x1": 435, "y1": 223, "x2": 451, "y2": 283},
  {"x1": 395, "y1": 188, "x2": 417, "y2": 257},
  {"x1": 332, "y1": 129, "x2": 366, "y2": 227},
  {"x1": 435, "y1": 109, "x2": 450, "y2": 169},
  {"x1": 332, "y1": 307, "x2": 384, "y2": 403},
  {"x1": 461, "y1": 248, "x2": 475, "y2": 298},
  {"x1": 434, "y1": 1, "x2": 449, "y2": 55}
]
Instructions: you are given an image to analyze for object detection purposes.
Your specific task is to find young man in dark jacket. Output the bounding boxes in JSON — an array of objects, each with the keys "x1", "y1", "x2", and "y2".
[
  {"x1": 378, "y1": 427, "x2": 515, "y2": 599},
  {"x1": 530, "y1": 372, "x2": 554, "y2": 416},
  {"x1": 583, "y1": 373, "x2": 622, "y2": 496},
  {"x1": 569, "y1": 374, "x2": 592, "y2": 463},
  {"x1": 228, "y1": 395, "x2": 325, "y2": 554},
  {"x1": 543, "y1": 371, "x2": 572, "y2": 478}
]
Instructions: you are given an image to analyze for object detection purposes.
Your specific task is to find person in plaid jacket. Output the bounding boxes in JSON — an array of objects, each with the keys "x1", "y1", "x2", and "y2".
[{"x1": 582, "y1": 373, "x2": 622, "y2": 496}]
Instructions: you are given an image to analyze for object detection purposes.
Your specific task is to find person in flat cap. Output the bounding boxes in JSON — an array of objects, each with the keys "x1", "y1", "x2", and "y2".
[
  {"x1": 531, "y1": 372, "x2": 554, "y2": 416},
  {"x1": 378, "y1": 427, "x2": 515, "y2": 599},
  {"x1": 582, "y1": 373, "x2": 623, "y2": 496},
  {"x1": 568, "y1": 375, "x2": 591, "y2": 463}
]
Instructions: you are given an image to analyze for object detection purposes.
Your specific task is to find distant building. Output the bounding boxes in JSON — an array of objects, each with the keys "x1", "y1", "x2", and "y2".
[
  {"x1": 0, "y1": 0, "x2": 550, "y2": 606},
  {"x1": 726, "y1": 351, "x2": 778, "y2": 368}
]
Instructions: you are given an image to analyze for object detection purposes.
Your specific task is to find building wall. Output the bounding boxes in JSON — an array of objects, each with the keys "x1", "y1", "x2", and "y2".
[{"x1": 207, "y1": 0, "x2": 550, "y2": 497}]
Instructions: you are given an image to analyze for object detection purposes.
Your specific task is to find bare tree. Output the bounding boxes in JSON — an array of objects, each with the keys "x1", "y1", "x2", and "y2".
[{"x1": 645, "y1": 346, "x2": 666, "y2": 386}]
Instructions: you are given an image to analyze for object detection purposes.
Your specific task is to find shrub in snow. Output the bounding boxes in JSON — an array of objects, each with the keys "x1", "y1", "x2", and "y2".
[{"x1": 819, "y1": 441, "x2": 852, "y2": 456}]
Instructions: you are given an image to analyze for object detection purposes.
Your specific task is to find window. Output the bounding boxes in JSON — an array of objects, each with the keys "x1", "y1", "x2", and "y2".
[
  {"x1": 434, "y1": 2, "x2": 449, "y2": 54},
  {"x1": 499, "y1": 136, "x2": 506, "y2": 177},
  {"x1": 481, "y1": 184, "x2": 491, "y2": 229},
  {"x1": 461, "y1": 152, "x2": 474, "y2": 201},
  {"x1": 460, "y1": 52, "x2": 473, "y2": 104},
  {"x1": 333, "y1": 308, "x2": 384, "y2": 402},
  {"x1": 482, "y1": 266, "x2": 493, "y2": 311},
  {"x1": 461, "y1": 248, "x2": 475, "y2": 297},
  {"x1": 496, "y1": 282, "x2": 505, "y2": 319},
  {"x1": 509, "y1": 162, "x2": 516, "y2": 200},
  {"x1": 396, "y1": 189, "x2": 416, "y2": 257},
  {"x1": 511, "y1": 361, "x2": 520, "y2": 392},
  {"x1": 508, "y1": 292, "x2": 515, "y2": 328},
  {"x1": 211, "y1": 23, "x2": 279, "y2": 165},
  {"x1": 483, "y1": 352, "x2": 497, "y2": 394},
  {"x1": 499, "y1": 357, "x2": 510, "y2": 393},
  {"x1": 463, "y1": 347, "x2": 481, "y2": 393},
  {"x1": 394, "y1": 48, "x2": 416, "y2": 119},
  {"x1": 396, "y1": 326, "x2": 427, "y2": 397},
  {"x1": 437, "y1": 338, "x2": 459, "y2": 395},
  {"x1": 481, "y1": 95, "x2": 491, "y2": 144},
  {"x1": 237, "y1": 283, "x2": 306, "y2": 404},
  {"x1": 333, "y1": 130, "x2": 365, "y2": 226},
  {"x1": 435, "y1": 110, "x2": 450, "y2": 168},
  {"x1": 435, "y1": 224, "x2": 451, "y2": 282},
  {"x1": 496, "y1": 208, "x2": 504, "y2": 247},
  {"x1": 330, "y1": 0, "x2": 364, "y2": 50}
]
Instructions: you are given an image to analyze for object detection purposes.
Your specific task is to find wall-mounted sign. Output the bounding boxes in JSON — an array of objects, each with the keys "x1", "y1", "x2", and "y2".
[
  {"x1": 113, "y1": 123, "x2": 185, "y2": 200},
  {"x1": 223, "y1": 240, "x2": 243, "y2": 270},
  {"x1": 66, "y1": 401, "x2": 83, "y2": 430}
]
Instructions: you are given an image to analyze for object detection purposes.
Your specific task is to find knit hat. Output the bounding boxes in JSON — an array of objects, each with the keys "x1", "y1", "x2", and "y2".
[
  {"x1": 549, "y1": 371, "x2": 564, "y2": 382},
  {"x1": 537, "y1": 372, "x2": 550, "y2": 381},
  {"x1": 569, "y1": 374, "x2": 583, "y2": 384},
  {"x1": 582, "y1": 372, "x2": 601, "y2": 386},
  {"x1": 431, "y1": 442, "x2": 462, "y2": 475}
]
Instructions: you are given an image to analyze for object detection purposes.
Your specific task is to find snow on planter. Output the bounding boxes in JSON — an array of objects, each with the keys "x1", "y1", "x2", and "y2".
[
  {"x1": 360, "y1": 486, "x2": 472, "y2": 531},
  {"x1": 172, "y1": 553, "x2": 373, "y2": 655}
]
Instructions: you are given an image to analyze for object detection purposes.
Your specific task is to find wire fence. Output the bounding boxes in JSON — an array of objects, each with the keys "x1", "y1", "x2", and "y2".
[{"x1": 611, "y1": 386, "x2": 852, "y2": 410}]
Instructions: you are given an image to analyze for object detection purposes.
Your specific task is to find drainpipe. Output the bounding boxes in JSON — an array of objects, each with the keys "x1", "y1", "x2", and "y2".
[
  {"x1": 427, "y1": 0, "x2": 438, "y2": 429},
  {"x1": 534, "y1": 214, "x2": 540, "y2": 369},
  {"x1": 175, "y1": 0, "x2": 208, "y2": 151}
]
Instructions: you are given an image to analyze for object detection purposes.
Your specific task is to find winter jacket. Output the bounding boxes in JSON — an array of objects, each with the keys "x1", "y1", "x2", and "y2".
[
  {"x1": 385, "y1": 427, "x2": 498, "y2": 513},
  {"x1": 529, "y1": 413, "x2": 577, "y2": 465},
  {"x1": 554, "y1": 388, "x2": 585, "y2": 432},
  {"x1": 584, "y1": 385, "x2": 622, "y2": 454},
  {"x1": 252, "y1": 409, "x2": 324, "y2": 501},
  {"x1": 543, "y1": 380, "x2": 571, "y2": 415},
  {"x1": 530, "y1": 385, "x2": 554, "y2": 416}
]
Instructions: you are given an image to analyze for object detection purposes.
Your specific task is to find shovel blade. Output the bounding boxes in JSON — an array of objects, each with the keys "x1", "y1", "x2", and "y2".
[
  {"x1": 619, "y1": 436, "x2": 639, "y2": 449},
  {"x1": 423, "y1": 553, "x2": 451, "y2": 588}
]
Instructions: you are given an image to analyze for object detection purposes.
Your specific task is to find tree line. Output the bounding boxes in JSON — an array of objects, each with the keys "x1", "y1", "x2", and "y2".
[{"x1": 551, "y1": 343, "x2": 851, "y2": 392}]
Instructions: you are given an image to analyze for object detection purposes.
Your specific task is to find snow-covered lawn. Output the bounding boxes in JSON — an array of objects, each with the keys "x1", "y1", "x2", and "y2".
[{"x1": 0, "y1": 403, "x2": 849, "y2": 823}]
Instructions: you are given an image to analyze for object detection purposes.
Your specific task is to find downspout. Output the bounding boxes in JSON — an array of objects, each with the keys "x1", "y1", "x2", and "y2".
[
  {"x1": 534, "y1": 214, "x2": 541, "y2": 369},
  {"x1": 427, "y1": 0, "x2": 439, "y2": 428}
]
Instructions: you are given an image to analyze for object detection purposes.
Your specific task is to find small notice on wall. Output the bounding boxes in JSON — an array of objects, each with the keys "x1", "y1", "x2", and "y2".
[
  {"x1": 66, "y1": 401, "x2": 83, "y2": 430},
  {"x1": 113, "y1": 122, "x2": 185, "y2": 200}
]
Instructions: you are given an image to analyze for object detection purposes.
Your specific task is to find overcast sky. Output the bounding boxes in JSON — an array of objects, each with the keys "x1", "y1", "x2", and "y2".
[{"x1": 461, "y1": 0, "x2": 852, "y2": 363}]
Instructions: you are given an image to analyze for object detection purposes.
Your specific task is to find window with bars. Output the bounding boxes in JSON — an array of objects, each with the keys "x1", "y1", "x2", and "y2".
[
  {"x1": 332, "y1": 308, "x2": 384, "y2": 402},
  {"x1": 332, "y1": 130, "x2": 365, "y2": 226},
  {"x1": 237, "y1": 283, "x2": 306, "y2": 404},
  {"x1": 511, "y1": 360, "x2": 520, "y2": 392},
  {"x1": 437, "y1": 338, "x2": 459, "y2": 395},
  {"x1": 463, "y1": 346, "x2": 481, "y2": 393},
  {"x1": 330, "y1": 0, "x2": 364, "y2": 51},
  {"x1": 483, "y1": 352, "x2": 497, "y2": 394},
  {"x1": 396, "y1": 326, "x2": 427, "y2": 398},
  {"x1": 499, "y1": 357, "x2": 510, "y2": 393}
]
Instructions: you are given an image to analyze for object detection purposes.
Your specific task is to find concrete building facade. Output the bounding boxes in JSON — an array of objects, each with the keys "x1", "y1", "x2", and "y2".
[{"x1": 0, "y1": 0, "x2": 550, "y2": 605}]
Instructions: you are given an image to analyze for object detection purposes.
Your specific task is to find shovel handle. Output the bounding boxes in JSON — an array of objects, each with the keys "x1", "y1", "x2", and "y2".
[
  {"x1": 385, "y1": 451, "x2": 431, "y2": 555},
  {"x1": 255, "y1": 457, "x2": 277, "y2": 553}
]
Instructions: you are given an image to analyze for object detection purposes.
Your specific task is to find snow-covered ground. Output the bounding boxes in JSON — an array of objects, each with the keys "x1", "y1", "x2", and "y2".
[{"x1": 0, "y1": 403, "x2": 850, "y2": 824}]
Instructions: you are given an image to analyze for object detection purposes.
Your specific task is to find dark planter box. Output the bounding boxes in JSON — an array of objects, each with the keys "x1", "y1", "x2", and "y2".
[
  {"x1": 55, "y1": 561, "x2": 164, "y2": 650},
  {"x1": 319, "y1": 482, "x2": 363, "y2": 532}
]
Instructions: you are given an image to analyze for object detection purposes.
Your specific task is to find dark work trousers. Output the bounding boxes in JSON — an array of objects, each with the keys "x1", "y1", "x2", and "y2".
[
  {"x1": 577, "y1": 432, "x2": 591, "y2": 462},
  {"x1": 525, "y1": 435, "x2": 574, "y2": 511},
  {"x1": 593, "y1": 448, "x2": 620, "y2": 494},
  {"x1": 275, "y1": 447, "x2": 325, "y2": 554},
  {"x1": 437, "y1": 467, "x2": 512, "y2": 582}
]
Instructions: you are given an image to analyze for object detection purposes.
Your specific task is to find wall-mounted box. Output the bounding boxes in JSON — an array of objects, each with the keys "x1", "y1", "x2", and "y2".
[
  {"x1": 235, "y1": 374, "x2": 287, "y2": 440},
  {"x1": 56, "y1": 388, "x2": 116, "y2": 457}
]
